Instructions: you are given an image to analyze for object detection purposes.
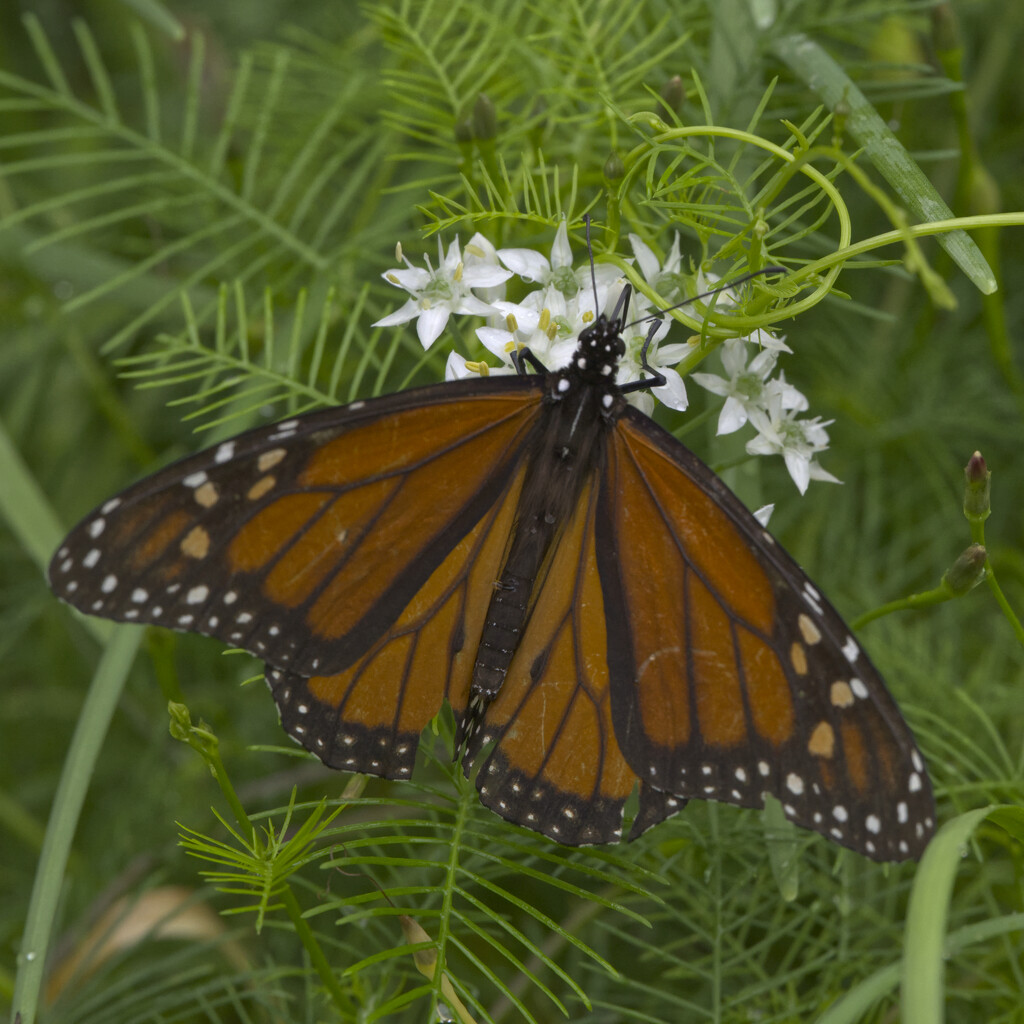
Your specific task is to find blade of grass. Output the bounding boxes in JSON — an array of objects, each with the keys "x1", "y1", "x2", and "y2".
[{"x1": 771, "y1": 31, "x2": 996, "y2": 294}]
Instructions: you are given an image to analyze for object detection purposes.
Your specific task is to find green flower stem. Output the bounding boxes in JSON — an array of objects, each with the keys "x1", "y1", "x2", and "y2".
[
  {"x1": 279, "y1": 883, "x2": 352, "y2": 1012},
  {"x1": 981, "y1": 560, "x2": 1024, "y2": 648},
  {"x1": 168, "y1": 702, "x2": 254, "y2": 841},
  {"x1": 851, "y1": 582, "x2": 962, "y2": 631}
]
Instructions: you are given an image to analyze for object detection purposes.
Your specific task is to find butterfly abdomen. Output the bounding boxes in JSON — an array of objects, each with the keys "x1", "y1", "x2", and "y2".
[{"x1": 469, "y1": 373, "x2": 612, "y2": 712}]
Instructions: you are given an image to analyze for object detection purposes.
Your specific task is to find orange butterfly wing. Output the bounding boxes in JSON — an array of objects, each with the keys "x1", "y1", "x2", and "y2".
[
  {"x1": 49, "y1": 379, "x2": 545, "y2": 680},
  {"x1": 597, "y1": 409, "x2": 935, "y2": 860},
  {"x1": 462, "y1": 472, "x2": 683, "y2": 844},
  {"x1": 265, "y1": 461, "x2": 527, "y2": 778}
]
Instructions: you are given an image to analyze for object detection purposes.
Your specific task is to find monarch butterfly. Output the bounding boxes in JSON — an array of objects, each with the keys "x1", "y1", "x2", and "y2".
[{"x1": 48, "y1": 259, "x2": 935, "y2": 862}]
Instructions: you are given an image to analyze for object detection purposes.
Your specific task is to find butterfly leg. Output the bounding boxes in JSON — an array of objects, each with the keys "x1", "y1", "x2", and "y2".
[
  {"x1": 511, "y1": 346, "x2": 548, "y2": 376},
  {"x1": 619, "y1": 320, "x2": 668, "y2": 394}
]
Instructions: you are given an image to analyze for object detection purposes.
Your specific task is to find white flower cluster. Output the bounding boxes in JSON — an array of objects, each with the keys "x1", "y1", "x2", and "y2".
[{"x1": 373, "y1": 223, "x2": 838, "y2": 494}]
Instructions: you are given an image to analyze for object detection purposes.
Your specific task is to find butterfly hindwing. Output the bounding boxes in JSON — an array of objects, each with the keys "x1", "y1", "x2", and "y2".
[
  {"x1": 464, "y1": 473, "x2": 686, "y2": 844},
  {"x1": 49, "y1": 378, "x2": 546, "y2": 677},
  {"x1": 599, "y1": 410, "x2": 935, "y2": 860}
]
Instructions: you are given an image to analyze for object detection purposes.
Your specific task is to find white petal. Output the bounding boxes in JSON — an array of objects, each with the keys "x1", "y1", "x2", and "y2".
[
  {"x1": 452, "y1": 294, "x2": 500, "y2": 317},
  {"x1": 652, "y1": 366, "x2": 688, "y2": 411},
  {"x1": 465, "y1": 232, "x2": 500, "y2": 264},
  {"x1": 753, "y1": 504, "x2": 775, "y2": 527},
  {"x1": 498, "y1": 247, "x2": 551, "y2": 281},
  {"x1": 720, "y1": 338, "x2": 749, "y2": 376},
  {"x1": 546, "y1": 336, "x2": 578, "y2": 370},
  {"x1": 382, "y1": 266, "x2": 430, "y2": 291},
  {"x1": 492, "y1": 300, "x2": 540, "y2": 331},
  {"x1": 445, "y1": 351, "x2": 471, "y2": 380},
  {"x1": 550, "y1": 220, "x2": 573, "y2": 269},
  {"x1": 808, "y1": 461, "x2": 842, "y2": 485},
  {"x1": 654, "y1": 341, "x2": 689, "y2": 363},
  {"x1": 748, "y1": 347, "x2": 779, "y2": 378},
  {"x1": 461, "y1": 264, "x2": 513, "y2": 289},
  {"x1": 475, "y1": 326, "x2": 516, "y2": 361},
  {"x1": 691, "y1": 372, "x2": 730, "y2": 397},
  {"x1": 717, "y1": 395, "x2": 748, "y2": 434},
  {"x1": 372, "y1": 297, "x2": 420, "y2": 327},
  {"x1": 750, "y1": 327, "x2": 791, "y2": 353},
  {"x1": 626, "y1": 391, "x2": 655, "y2": 416},
  {"x1": 784, "y1": 451, "x2": 812, "y2": 494},
  {"x1": 628, "y1": 233, "x2": 661, "y2": 282},
  {"x1": 776, "y1": 381, "x2": 808, "y2": 411},
  {"x1": 441, "y1": 236, "x2": 462, "y2": 271},
  {"x1": 416, "y1": 306, "x2": 450, "y2": 349}
]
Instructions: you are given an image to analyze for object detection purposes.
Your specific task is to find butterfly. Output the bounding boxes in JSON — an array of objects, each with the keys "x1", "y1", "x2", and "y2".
[{"x1": 48, "y1": 268, "x2": 935, "y2": 862}]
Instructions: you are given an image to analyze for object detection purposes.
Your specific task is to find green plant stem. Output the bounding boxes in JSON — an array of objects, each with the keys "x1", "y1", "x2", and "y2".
[
  {"x1": 279, "y1": 884, "x2": 352, "y2": 1012},
  {"x1": 851, "y1": 583, "x2": 960, "y2": 630}
]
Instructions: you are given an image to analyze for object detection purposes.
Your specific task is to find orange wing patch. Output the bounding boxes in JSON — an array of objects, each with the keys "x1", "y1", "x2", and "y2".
[
  {"x1": 600, "y1": 413, "x2": 934, "y2": 859},
  {"x1": 266, "y1": 464, "x2": 526, "y2": 778},
  {"x1": 49, "y1": 384, "x2": 545, "y2": 677},
  {"x1": 466, "y1": 478, "x2": 683, "y2": 844}
]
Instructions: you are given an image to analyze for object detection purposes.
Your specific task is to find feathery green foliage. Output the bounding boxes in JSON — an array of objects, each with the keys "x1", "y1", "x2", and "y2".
[{"x1": 2, "y1": 2, "x2": 1023, "y2": 1023}]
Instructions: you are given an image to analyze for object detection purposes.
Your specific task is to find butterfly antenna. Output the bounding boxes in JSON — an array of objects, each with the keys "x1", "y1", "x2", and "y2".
[
  {"x1": 585, "y1": 214, "x2": 632, "y2": 323},
  {"x1": 623, "y1": 265, "x2": 786, "y2": 331},
  {"x1": 584, "y1": 215, "x2": 600, "y2": 316}
]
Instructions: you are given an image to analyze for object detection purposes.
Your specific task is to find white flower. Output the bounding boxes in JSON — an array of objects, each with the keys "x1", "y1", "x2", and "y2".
[
  {"x1": 497, "y1": 220, "x2": 621, "y2": 307},
  {"x1": 373, "y1": 235, "x2": 511, "y2": 349},
  {"x1": 746, "y1": 389, "x2": 841, "y2": 494},
  {"x1": 628, "y1": 232, "x2": 686, "y2": 302},
  {"x1": 692, "y1": 338, "x2": 805, "y2": 434}
]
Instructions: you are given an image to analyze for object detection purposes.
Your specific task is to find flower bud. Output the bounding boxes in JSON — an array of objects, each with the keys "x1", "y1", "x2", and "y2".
[
  {"x1": 472, "y1": 92, "x2": 497, "y2": 141},
  {"x1": 603, "y1": 150, "x2": 624, "y2": 183},
  {"x1": 963, "y1": 451, "x2": 991, "y2": 521},
  {"x1": 659, "y1": 74, "x2": 685, "y2": 115},
  {"x1": 942, "y1": 543, "x2": 987, "y2": 595}
]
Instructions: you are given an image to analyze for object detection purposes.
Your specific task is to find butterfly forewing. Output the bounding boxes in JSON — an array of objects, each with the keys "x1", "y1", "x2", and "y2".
[
  {"x1": 49, "y1": 379, "x2": 545, "y2": 677},
  {"x1": 600, "y1": 410, "x2": 935, "y2": 860}
]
